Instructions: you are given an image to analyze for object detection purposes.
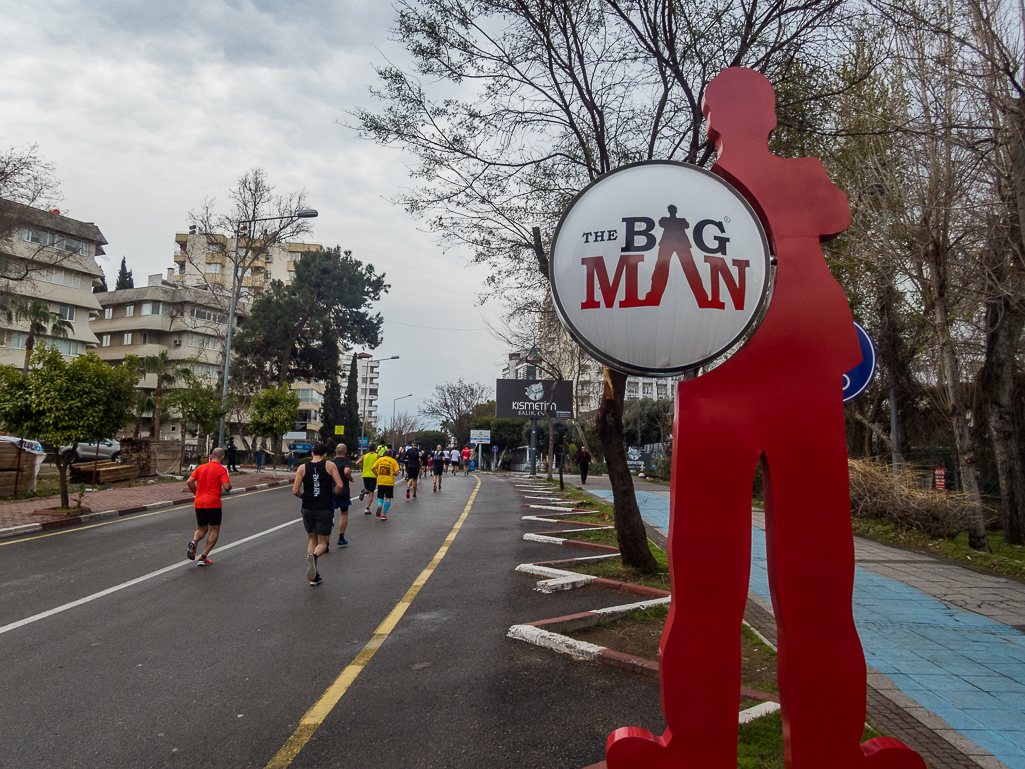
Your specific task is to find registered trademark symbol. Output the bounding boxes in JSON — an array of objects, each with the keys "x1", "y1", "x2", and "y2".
[{"x1": 723, "y1": 216, "x2": 731, "y2": 223}]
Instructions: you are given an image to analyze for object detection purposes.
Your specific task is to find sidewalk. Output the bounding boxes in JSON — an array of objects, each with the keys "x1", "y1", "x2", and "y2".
[
  {"x1": 566, "y1": 478, "x2": 1025, "y2": 769},
  {"x1": 0, "y1": 468, "x2": 295, "y2": 539}
]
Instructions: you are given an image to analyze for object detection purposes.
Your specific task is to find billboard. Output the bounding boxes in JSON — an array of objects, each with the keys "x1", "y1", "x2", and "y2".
[
  {"x1": 469, "y1": 430, "x2": 491, "y2": 444},
  {"x1": 549, "y1": 160, "x2": 771, "y2": 376},
  {"x1": 496, "y1": 379, "x2": 573, "y2": 420}
]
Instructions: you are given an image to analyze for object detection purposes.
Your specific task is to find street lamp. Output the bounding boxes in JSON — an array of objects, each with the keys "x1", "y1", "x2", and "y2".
[
  {"x1": 393, "y1": 393, "x2": 413, "y2": 446},
  {"x1": 357, "y1": 353, "x2": 399, "y2": 451},
  {"x1": 216, "y1": 209, "x2": 319, "y2": 448}
]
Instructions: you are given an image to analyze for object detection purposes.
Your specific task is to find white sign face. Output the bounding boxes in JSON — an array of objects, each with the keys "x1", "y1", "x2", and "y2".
[
  {"x1": 550, "y1": 161, "x2": 771, "y2": 376},
  {"x1": 469, "y1": 429, "x2": 491, "y2": 444}
]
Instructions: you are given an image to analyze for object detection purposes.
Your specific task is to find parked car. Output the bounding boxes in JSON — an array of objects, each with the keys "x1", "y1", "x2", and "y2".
[{"x1": 60, "y1": 439, "x2": 122, "y2": 464}]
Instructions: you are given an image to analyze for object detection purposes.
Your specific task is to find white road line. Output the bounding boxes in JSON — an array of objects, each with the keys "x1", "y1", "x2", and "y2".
[{"x1": 0, "y1": 519, "x2": 300, "y2": 636}]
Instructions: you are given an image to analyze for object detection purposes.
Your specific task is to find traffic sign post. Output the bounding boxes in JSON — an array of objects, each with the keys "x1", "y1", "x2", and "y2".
[{"x1": 842, "y1": 322, "x2": 877, "y2": 402}]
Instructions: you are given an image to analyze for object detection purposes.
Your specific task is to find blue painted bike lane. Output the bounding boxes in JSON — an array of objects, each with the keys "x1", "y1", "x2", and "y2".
[{"x1": 592, "y1": 489, "x2": 1025, "y2": 769}]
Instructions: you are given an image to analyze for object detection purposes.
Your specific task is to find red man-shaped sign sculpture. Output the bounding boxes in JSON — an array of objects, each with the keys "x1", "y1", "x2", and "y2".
[{"x1": 551, "y1": 68, "x2": 927, "y2": 769}]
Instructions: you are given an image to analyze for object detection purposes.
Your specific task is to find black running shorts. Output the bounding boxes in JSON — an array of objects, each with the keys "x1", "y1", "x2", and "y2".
[
  {"x1": 363, "y1": 476, "x2": 377, "y2": 492},
  {"x1": 432, "y1": 461, "x2": 444, "y2": 476},
  {"x1": 377, "y1": 484, "x2": 394, "y2": 500},
  {"x1": 195, "y1": 507, "x2": 222, "y2": 527},
  {"x1": 301, "y1": 506, "x2": 333, "y2": 536}
]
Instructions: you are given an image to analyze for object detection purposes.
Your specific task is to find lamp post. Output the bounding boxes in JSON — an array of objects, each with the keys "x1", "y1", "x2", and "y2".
[
  {"x1": 393, "y1": 393, "x2": 413, "y2": 446},
  {"x1": 357, "y1": 353, "x2": 399, "y2": 451},
  {"x1": 216, "y1": 208, "x2": 318, "y2": 449}
]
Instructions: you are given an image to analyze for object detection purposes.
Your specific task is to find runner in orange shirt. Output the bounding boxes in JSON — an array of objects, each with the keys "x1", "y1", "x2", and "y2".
[{"x1": 186, "y1": 448, "x2": 232, "y2": 566}]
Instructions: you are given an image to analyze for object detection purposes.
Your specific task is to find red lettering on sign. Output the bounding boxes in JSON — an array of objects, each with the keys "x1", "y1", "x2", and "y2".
[
  {"x1": 704, "y1": 256, "x2": 749, "y2": 310},
  {"x1": 581, "y1": 254, "x2": 648, "y2": 309}
]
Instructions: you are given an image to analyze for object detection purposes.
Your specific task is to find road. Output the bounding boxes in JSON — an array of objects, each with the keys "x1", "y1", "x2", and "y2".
[{"x1": 1, "y1": 474, "x2": 665, "y2": 768}]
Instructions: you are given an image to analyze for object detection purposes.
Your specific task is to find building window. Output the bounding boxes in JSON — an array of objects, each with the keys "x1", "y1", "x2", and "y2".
[
  {"x1": 287, "y1": 271, "x2": 295, "y2": 281},
  {"x1": 57, "y1": 305, "x2": 75, "y2": 322},
  {"x1": 205, "y1": 262, "x2": 222, "y2": 274},
  {"x1": 10, "y1": 333, "x2": 27, "y2": 349},
  {"x1": 101, "y1": 334, "x2": 111, "y2": 347},
  {"x1": 123, "y1": 333, "x2": 133, "y2": 345},
  {"x1": 188, "y1": 334, "x2": 223, "y2": 350},
  {"x1": 22, "y1": 228, "x2": 89, "y2": 256},
  {"x1": 124, "y1": 305, "x2": 135, "y2": 317},
  {"x1": 191, "y1": 308, "x2": 227, "y2": 324},
  {"x1": 141, "y1": 301, "x2": 162, "y2": 316},
  {"x1": 39, "y1": 267, "x2": 82, "y2": 288},
  {"x1": 657, "y1": 384, "x2": 668, "y2": 399},
  {"x1": 103, "y1": 307, "x2": 112, "y2": 320},
  {"x1": 291, "y1": 252, "x2": 302, "y2": 262},
  {"x1": 142, "y1": 333, "x2": 149, "y2": 344},
  {"x1": 642, "y1": 382, "x2": 653, "y2": 398},
  {"x1": 52, "y1": 338, "x2": 81, "y2": 357},
  {"x1": 626, "y1": 383, "x2": 639, "y2": 399}
]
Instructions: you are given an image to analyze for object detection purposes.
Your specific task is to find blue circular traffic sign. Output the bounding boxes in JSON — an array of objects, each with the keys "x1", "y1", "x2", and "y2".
[{"x1": 843, "y1": 322, "x2": 877, "y2": 402}]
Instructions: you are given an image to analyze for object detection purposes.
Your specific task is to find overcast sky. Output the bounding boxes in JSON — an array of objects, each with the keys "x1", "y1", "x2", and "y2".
[{"x1": 1, "y1": 0, "x2": 510, "y2": 429}]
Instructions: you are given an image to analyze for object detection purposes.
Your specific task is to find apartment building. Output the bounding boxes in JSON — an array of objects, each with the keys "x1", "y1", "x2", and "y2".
[
  {"x1": 0, "y1": 200, "x2": 106, "y2": 367},
  {"x1": 91, "y1": 274, "x2": 247, "y2": 440}
]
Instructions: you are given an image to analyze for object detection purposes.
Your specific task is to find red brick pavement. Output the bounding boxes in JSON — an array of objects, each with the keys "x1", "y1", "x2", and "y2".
[{"x1": 0, "y1": 472, "x2": 294, "y2": 534}]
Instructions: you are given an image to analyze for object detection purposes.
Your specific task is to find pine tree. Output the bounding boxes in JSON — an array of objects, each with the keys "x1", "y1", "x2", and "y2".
[
  {"x1": 318, "y1": 368, "x2": 344, "y2": 446},
  {"x1": 340, "y1": 354, "x2": 362, "y2": 452},
  {"x1": 115, "y1": 257, "x2": 134, "y2": 290}
]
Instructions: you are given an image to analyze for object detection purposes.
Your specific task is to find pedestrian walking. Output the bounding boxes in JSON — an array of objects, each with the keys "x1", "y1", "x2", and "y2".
[
  {"x1": 461, "y1": 445, "x2": 471, "y2": 475},
  {"x1": 292, "y1": 443, "x2": 343, "y2": 586},
  {"x1": 357, "y1": 445, "x2": 380, "y2": 514},
  {"x1": 185, "y1": 448, "x2": 232, "y2": 566},
  {"x1": 431, "y1": 444, "x2": 446, "y2": 491},
  {"x1": 449, "y1": 447, "x2": 460, "y2": 476},
  {"x1": 225, "y1": 437, "x2": 238, "y2": 472},
  {"x1": 577, "y1": 446, "x2": 592, "y2": 484},
  {"x1": 403, "y1": 443, "x2": 421, "y2": 499},
  {"x1": 332, "y1": 443, "x2": 354, "y2": 547}
]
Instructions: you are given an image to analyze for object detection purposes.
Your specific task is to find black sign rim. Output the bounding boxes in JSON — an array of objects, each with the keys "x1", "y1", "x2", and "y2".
[{"x1": 549, "y1": 159, "x2": 772, "y2": 377}]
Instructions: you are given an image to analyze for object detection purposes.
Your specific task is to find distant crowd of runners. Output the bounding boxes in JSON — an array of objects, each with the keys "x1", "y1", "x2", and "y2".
[{"x1": 183, "y1": 441, "x2": 478, "y2": 586}]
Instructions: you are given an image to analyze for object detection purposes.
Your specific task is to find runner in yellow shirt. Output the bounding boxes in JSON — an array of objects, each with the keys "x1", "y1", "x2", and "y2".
[
  {"x1": 371, "y1": 450, "x2": 401, "y2": 520},
  {"x1": 357, "y1": 447, "x2": 380, "y2": 515}
]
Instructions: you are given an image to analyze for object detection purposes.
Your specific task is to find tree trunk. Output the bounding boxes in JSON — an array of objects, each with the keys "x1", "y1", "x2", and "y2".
[
  {"x1": 545, "y1": 401, "x2": 555, "y2": 481},
  {"x1": 933, "y1": 289, "x2": 990, "y2": 551},
  {"x1": 979, "y1": 289, "x2": 1025, "y2": 544},
  {"x1": 150, "y1": 382, "x2": 162, "y2": 439},
  {"x1": 56, "y1": 454, "x2": 70, "y2": 509},
  {"x1": 22, "y1": 335, "x2": 34, "y2": 374},
  {"x1": 596, "y1": 367, "x2": 657, "y2": 573}
]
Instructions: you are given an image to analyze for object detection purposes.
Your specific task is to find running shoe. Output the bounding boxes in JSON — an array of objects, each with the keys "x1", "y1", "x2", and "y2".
[
  {"x1": 309, "y1": 575, "x2": 323, "y2": 587},
  {"x1": 359, "y1": 489, "x2": 366, "y2": 501},
  {"x1": 196, "y1": 555, "x2": 212, "y2": 566},
  {"x1": 187, "y1": 540, "x2": 196, "y2": 561},
  {"x1": 406, "y1": 489, "x2": 410, "y2": 499},
  {"x1": 337, "y1": 536, "x2": 348, "y2": 547},
  {"x1": 375, "y1": 507, "x2": 382, "y2": 517},
  {"x1": 380, "y1": 513, "x2": 387, "y2": 520},
  {"x1": 306, "y1": 553, "x2": 318, "y2": 581},
  {"x1": 413, "y1": 493, "x2": 417, "y2": 498},
  {"x1": 364, "y1": 508, "x2": 372, "y2": 515}
]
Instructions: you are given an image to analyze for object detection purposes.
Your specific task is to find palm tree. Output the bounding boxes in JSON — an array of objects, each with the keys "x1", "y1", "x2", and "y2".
[
  {"x1": 16, "y1": 299, "x2": 73, "y2": 373},
  {"x1": 141, "y1": 350, "x2": 187, "y2": 439},
  {"x1": 132, "y1": 390, "x2": 156, "y2": 439}
]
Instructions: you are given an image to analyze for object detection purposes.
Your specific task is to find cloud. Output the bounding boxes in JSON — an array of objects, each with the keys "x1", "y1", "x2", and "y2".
[{"x1": 1, "y1": 0, "x2": 512, "y2": 421}]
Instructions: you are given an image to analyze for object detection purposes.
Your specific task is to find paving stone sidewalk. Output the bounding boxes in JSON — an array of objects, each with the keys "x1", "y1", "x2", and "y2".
[{"x1": 567, "y1": 480, "x2": 1025, "y2": 769}]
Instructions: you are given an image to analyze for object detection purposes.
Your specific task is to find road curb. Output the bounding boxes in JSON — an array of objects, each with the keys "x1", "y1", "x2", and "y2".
[{"x1": 0, "y1": 479, "x2": 291, "y2": 539}]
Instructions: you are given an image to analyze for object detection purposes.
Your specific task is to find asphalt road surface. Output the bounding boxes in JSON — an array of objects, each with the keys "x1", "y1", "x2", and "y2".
[{"x1": 1, "y1": 474, "x2": 665, "y2": 768}]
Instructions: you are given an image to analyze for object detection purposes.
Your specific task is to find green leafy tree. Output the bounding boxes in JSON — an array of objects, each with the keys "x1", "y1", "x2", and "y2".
[
  {"x1": 115, "y1": 257, "x2": 133, "y2": 290},
  {"x1": 233, "y1": 248, "x2": 388, "y2": 388},
  {"x1": 165, "y1": 370, "x2": 224, "y2": 467},
  {"x1": 249, "y1": 385, "x2": 300, "y2": 470},
  {"x1": 318, "y1": 371, "x2": 344, "y2": 445},
  {"x1": 131, "y1": 390, "x2": 155, "y2": 439},
  {"x1": 93, "y1": 275, "x2": 108, "y2": 293},
  {"x1": 414, "y1": 429, "x2": 449, "y2": 450},
  {"x1": 0, "y1": 346, "x2": 138, "y2": 507},
  {"x1": 15, "y1": 299, "x2": 72, "y2": 373}
]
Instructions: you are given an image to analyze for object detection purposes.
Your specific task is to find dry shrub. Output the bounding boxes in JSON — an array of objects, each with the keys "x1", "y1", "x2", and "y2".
[{"x1": 848, "y1": 459, "x2": 974, "y2": 538}]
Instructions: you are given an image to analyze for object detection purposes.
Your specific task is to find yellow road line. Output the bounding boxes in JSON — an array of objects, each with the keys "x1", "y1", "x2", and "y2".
[
  {"x1": 0, "y1": 484, "x2": 289, "y2": 546},
  {"x1": 265, "y1": 476, "x2": 483, "y2": 769}
]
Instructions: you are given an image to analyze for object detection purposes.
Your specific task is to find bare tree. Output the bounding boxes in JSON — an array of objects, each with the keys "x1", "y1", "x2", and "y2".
[
  {"x1": 386, "y1": 410, "x2": 424, "y2": 447},
  {"x1": 420, "y1": 379, "x2": 492, "y2": 446},
  {"x1": 0, "y1": 144, "x2": 62, "y2": 209}
]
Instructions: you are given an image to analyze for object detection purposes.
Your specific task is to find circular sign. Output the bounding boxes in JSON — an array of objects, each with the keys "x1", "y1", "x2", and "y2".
[
  {"x1": 550, "y1": 161, "x2": 771, "y2": 376},
  {"x1": 842, "y1": 322, "x2": 877, "y2": 402}
]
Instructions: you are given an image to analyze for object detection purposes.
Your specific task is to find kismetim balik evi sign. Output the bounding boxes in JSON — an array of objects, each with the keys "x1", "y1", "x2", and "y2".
[
  {"x1": 550, "y1": 161, "x2": 771, "y2": 376},
  {"x1": 495, "y1": 379, "x2": 573, "y2": 420}
]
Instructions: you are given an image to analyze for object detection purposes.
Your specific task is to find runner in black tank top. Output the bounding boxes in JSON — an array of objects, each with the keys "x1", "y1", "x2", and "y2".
[{"x1": 292, "y1": 444, "x2": 343, "y2": 586}]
